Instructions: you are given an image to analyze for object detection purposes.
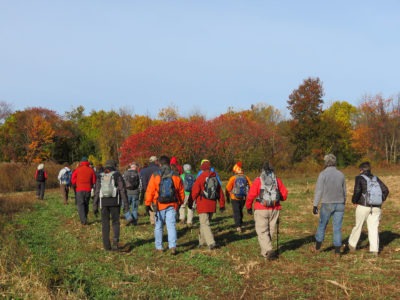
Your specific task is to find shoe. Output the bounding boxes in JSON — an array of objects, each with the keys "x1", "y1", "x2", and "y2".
[
  {"x1": 125, "y1": 219, "x2": 134, "y2": 227},
  {"x1": 348, "y1": 244, "x2": 356, "y2": 253},
  {"x1": 170, "y1": 248, "x2": 177, "y2": 255},
  {"x1": 155, "y1": 249, "x2": 164, "y2": 254},
  {"x1": 187, "y1": 223, "x2": 193, "y2": 228},
  {"x1": 334, "y1": 247, "x2": 341, "y2": 256},
  {"x1": 236, "y1": 227, "x2": 242, "y2": 233},
  {"x1": 369, "y1": 251, "x2": 378, "y2": 257},
  {"x1": 208, "y1": 243, "x2": 217, "y2": 250},
  {"x1": 111, "y1": 242, "x2": 119, "y2": 251},
  {"x1": 266, "y1": 251, "x2": 278, "y2": 261}
]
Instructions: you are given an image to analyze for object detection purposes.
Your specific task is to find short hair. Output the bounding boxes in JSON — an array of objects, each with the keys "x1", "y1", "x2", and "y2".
[
  {"x1": 324, "y1": 154, "x2": 337, "y2": 167},
  {"x1": 358, "y1": 161, "x2": 371, "y2": 171},
  {"x1": 159, "y1": 155, "x2": 170, "y2": 166}
]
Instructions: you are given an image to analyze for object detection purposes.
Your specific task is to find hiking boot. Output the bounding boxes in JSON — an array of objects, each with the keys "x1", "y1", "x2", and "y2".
[
  {"x1": 348, "y1": 244, "x2": 356, "y2": 253},
  {"x1": 111, "y1": 242, "x2": 119, "y2": 251},
  {"x1": 334, "y1": 247, "x2": 341, "y2": 256},
  {"x1": 369, "y1": 251, "x2": 378, "y2": 257},
  {"x1": 208, "y1": 243, "x2": 217, "y2": 250},
  {"x1": 125, "y1": 219, "x2": 134, "y2": 227},
  {"x1": 266, "y1": 251, "x2": 278, "y2": 261},
  {"x1": 170, "y1": 248, "x2": 177, "y2": 255},
  {"x1": 187, "y1": 223, "x2": 193, "y2": 228}
]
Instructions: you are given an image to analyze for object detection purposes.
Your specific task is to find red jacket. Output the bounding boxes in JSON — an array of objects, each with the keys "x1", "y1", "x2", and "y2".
[
  {"x1": 71, "y1": 161, "x2": 96, "y2": 192},
  {"x1": 190, "y1": 170, "x2": 225, "y2": 213},
  {"x1": 246, "y1": 176, "x2": 288, "y2": 211}
]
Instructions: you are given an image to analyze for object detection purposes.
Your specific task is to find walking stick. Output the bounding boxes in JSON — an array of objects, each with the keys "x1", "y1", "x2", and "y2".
[{"x1": 276, "y1": 216, "x2": 280, "y2": 257}]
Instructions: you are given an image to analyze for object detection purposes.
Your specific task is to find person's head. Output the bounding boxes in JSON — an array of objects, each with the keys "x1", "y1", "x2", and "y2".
[
  {"x1": 233, "y1": 162, "x2": 243, "y2": 174},
  {"x1": 159, "y1": 155, "x2": 170, "y2": 166},
  {"x1": 130, "y1": 162, "x2": 138, "y2": 170},
  {"x1": 200, "y1": 160, "x2": 211, "y2": 171},
  {"x1": 81, "y1": 156, "x2": 88, "y2": 163},
  {"x1": 183, "y1": 164, "x2": 192, "y2": 173},
  {"x1": 149, "y1": 156, "x2": 158, "y2": 164},
  {"x1": 358, "y1": 161, "x2": 371, "y2": 172},
  {"x1": 262, "y1": 161, "x2": 273, "y2": 173},
  {"x1": 324, "y1": 154, "x2": 336, "y2": 167},
  {"x1": 104, "y1": 159, "x2": 116, "y2": 171}
]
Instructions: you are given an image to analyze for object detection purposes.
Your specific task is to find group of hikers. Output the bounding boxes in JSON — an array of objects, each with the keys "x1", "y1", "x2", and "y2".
[{"x1": 34, "y1": 153, "x2": 389, "y2": 259}]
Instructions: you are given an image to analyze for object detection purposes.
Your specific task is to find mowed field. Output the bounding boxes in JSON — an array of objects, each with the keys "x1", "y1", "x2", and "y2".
[{"x1": 0, "y1": 169, "x2": 399, "y2": 299}]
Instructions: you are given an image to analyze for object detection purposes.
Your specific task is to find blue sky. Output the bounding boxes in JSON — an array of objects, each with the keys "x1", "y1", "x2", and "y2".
[{"x1": 1, "y1": 1, "x2": 399, "y2": 119}]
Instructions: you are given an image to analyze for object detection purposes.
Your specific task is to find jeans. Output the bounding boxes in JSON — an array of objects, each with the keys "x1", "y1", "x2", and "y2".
[
  {"x1": 125, "y1": 193, "x2": 139, "y2": 225},
  {"x1": 36, "y1": 182, "x2": 45, "y2": 200},
  {"x1": 315, "y1": 203, "x2": 345, "y2": 247},
  {"x1": 154, "y1": 206, "x2": 177, "y2": 250}
]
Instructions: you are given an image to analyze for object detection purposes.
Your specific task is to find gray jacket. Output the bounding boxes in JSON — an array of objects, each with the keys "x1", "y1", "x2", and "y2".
[{"x1": 313, "y1": 166, "x2": 346, "y2": 206}]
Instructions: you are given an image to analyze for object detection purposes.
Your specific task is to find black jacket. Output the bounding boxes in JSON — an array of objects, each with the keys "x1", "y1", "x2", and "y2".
[{"x1": 351, "y1": 170, "x2": 389, "y2": 207}]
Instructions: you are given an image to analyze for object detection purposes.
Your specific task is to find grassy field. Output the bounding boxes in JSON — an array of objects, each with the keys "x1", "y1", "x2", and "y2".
[{"x1": 0, "y1": 171, "x2": 399, "y2": 299}]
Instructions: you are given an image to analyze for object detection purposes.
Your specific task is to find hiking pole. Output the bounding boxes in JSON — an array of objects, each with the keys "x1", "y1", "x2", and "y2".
[{"x1": 276, "y1": 216, "x2": 280, "y2": 257}]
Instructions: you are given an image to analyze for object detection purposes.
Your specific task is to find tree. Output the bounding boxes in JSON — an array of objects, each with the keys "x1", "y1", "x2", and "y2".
[
  {"x1": 0, "y1": 101, "x2": 13, "y2": 124},
  {"x1": 287, "y1": 77, "x2": 324, "y2": 162}
]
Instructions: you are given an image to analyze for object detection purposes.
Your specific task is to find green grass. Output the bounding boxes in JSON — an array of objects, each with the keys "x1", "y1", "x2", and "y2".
[{"x1": 1, "y1": 172, "x2": 400, "y2": 299}]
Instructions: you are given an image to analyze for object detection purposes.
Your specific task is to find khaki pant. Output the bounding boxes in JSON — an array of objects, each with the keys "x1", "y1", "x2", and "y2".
[
  {"x1": 348, "y1": 205, "x2": 381, "y2": 253},
  {"x1": 179, "y1": 194, "x2": 194, "y2": 224},
  {"x1": 198, "y1": 213, "x2": 215, "y2": 247},
  {"x1": 254, "y1": 209, "x2": 280, "y2": 257}
]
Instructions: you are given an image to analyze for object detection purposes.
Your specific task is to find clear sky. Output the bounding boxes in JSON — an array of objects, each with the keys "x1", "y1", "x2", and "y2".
[{"x1": 1, "y1": 1, "x2": 399, "y2": 119}]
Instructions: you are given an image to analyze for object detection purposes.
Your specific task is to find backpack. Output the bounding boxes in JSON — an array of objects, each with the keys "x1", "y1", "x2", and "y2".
[
  {"x1": 202, "y1": 176, "x2": 219, "y2": 200},
  {"x1": 232, "y1": 175, "x2": 249, "y2": 199},
  {"x1": 361, "y1": 175, "x2": 383, "y2": 206},
  {"x1": 158, "y1": 171, "x2": 176, "y2": 203},
  {"x1": 183, "y1": 173, "x2": 195, "y2": 192},
  {"x1": 36, "y1": 169, "x2": 45, "y2": 182},
  {"x1": 259, "y1": 172, "x2": 280, "y2": 207},
  {"x1": 100, "y1": 171, "x2": 118, "y2": 198},
  {"x1": 124, "y1": 169, "x2": 140, "y2": 190},
  {"x1": 60, "y1": 169, "x2": 72, "y2": 186}
]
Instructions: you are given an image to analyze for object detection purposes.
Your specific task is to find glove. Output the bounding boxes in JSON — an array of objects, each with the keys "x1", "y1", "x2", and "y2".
[
  {"x1": 313, "y1": 206, "x2": 319, "y2": 215},
  {"x1": 145, "y1": 206, "x2": 151, "y2": 216},
  {"x1": 219, "y1": 207, "x2": 225, "y2": 213},
  {"x1": 247, "y1": 208, "x2": 253, "y2": 215}
]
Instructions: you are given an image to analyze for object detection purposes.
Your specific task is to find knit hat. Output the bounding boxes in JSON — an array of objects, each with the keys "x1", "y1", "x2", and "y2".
[
  {"x1": 105, "y1": 159, "x2": 116, "y2": 168},
  {"x1": 359, "y1": 161, "x2": 371, "y2": 171},
  {"x1": 183, "y1": 164, "x2": 191, "y2": 172},
  {"x1": 232, "y1": 162, "x2": 243, "y2": 174},
  {"x1": 324, "y1": 154, "x2": 336, "y2": 167},
  {"x1": 37, "y1": 163, "x2": 44, "y2": 170},
  {"x1": 149, "y1": 156, "x2": 158, "y2": 163},
  {"x1": 200, "y1": 159, "x2": 209, "y2": 165},
  {"x1": 200, "y1": 160, "x2": 211, "y2": 171}
]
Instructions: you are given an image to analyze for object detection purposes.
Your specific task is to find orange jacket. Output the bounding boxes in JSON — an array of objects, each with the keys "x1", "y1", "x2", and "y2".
[
  {"x1": 225, "y1": 174, "x2": 252, "y2": 200},
  {"x1": 145, "y1": 170, "x2": 185, "y2": 211}
]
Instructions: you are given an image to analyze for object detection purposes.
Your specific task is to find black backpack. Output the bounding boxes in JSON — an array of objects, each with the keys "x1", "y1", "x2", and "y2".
[
  {"x1": 36, "y1": 169, "x2": 45, "y2": 182},
  {"x1": 124, "y1": 169, "x2": 140, "y2": 190}
]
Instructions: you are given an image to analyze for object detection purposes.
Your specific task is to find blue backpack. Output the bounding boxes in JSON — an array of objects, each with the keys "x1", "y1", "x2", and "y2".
[
  {"x1": 183, "y1": 173, "x2": 195, "y2": 192},
  {"x1": 232, "y1": 175, "x2": 248, "y2": 199},
  {"x1": 158, "y1": 171, "x2": 176, "y2": 203},
  {"x1": 361, "y1": 175, "x2": 383, "y2": 206},
  {"x1": 60, "y1": 169, "x2": 72, "y2": 186}
]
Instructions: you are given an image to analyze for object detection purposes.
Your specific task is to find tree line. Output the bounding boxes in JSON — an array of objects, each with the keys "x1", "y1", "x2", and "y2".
[{"x1": 1, "y1": 77, "x2": 399, "y2": 171}]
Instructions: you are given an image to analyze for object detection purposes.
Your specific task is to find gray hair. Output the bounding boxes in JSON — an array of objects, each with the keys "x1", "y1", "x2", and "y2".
[{"x1": 324, "y1": 154, "x2": 336, "y2": 167}]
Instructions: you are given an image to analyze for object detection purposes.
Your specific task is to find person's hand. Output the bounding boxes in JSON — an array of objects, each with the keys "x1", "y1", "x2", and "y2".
[
  {"x1": 145, "y1": 205, "x2": 152, "y2": 215},
  {"x1": 247, "y1": 208, "x2": 253, "y2": 215},
  {"x1": 313, "y1": 206, "x2": 319, "y2": 215},
  {"x1": 219, "y1": 207, "x2": 225, "y2": 213}
]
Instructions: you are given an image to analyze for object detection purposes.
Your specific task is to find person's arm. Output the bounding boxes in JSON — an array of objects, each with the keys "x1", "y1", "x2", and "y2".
[
  {"x1": 377, "y1": 177, "x2": 389, "y2": 201},
  {"x1": 313, "y1": 173, "x2": 324, "y2": 207},
  {"x1": 352, "y1": 176, "x2": 363, "y2": 204},
  {"x1": 277, "y1": 178, "x2": 288, "y2": 201}
]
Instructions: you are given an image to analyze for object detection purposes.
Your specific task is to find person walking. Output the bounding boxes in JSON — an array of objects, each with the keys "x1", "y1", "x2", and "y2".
[
  {"x1": 57, "y1": 163, "x2": 72, "y2": 204},
  {"x1": 140, "y1": 156, "x2": 160, "y2": 225},
  {"x1": 190, "y1": 160, "x2": 225, "y2": 250},
  {"x1": 347, "y1": 162, "x2": 389, "y2": 256},
  {"x1": 226, "y1": 162, "x2": 252, "y2": 233},
  {"x1": 246, "y1": 162, "x2": 288, "y2": 260},
  {"x1": 179, "y1": 164, "x2": 196, "y2": 227},
  {"x1": 312, "y1": 154, "x2": 346, "y2": 255},
  {"x1": 71, "y1": 157, "x2": 97, "y2": 225},
  {"x1": 145, "y1": 155, "x2": 185, "y2": 254},
  {"x1": 93, "y1": 159, "x2": 129, "y2": 251},
  {"x1": 123, "y1": 162, "x2": 141, "y2": 226},
  {"x1": 34, "y1": 163, "x2": 48, "y2": 200}
]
